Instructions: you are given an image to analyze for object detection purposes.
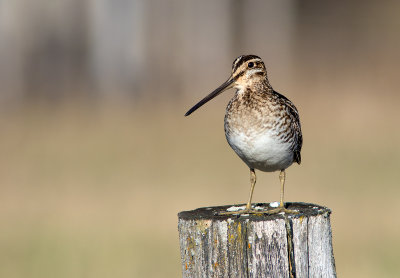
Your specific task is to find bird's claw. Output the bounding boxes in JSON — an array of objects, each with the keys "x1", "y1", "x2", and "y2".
[{"x1": 217, "y1": 205, "x2": 298, "y2": 216}]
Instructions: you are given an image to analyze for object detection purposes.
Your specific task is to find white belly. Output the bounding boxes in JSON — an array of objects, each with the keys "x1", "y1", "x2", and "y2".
[{"x1": 226, "y1": 129, "x2": 294, "y2": 172}]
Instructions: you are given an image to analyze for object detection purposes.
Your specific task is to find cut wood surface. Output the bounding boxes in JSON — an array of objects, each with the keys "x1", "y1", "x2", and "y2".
[{"x1": 178, "y1": 202, "x2": 336, "y2": 278}]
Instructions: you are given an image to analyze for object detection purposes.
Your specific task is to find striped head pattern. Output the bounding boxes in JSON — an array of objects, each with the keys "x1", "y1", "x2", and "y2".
[{"x1": 231, "y1": 55, "x2": 269, "y2": 89}]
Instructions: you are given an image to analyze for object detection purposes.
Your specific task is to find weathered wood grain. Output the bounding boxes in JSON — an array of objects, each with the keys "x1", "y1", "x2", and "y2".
[{"x1": 178, "y1": 202, "x2": 336, "y2": 278}]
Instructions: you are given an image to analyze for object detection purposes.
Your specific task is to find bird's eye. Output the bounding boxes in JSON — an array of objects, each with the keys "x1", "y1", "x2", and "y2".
[{"x1": 248, "y1": 62, "x2": 254, "y2": 68}]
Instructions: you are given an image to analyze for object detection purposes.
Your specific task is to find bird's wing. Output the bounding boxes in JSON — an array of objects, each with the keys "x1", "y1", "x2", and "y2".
[{"x1": 273, "y1": 90, "x2": 303, "y2": 164}]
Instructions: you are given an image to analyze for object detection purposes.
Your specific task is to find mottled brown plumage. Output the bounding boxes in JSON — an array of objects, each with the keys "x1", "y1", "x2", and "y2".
[
  {"x1": 225, "y1": 87, "x2": 302, "y2": 166},
  {"x1": 185, "y1": 55, "x2": 303, "y2": 215}
]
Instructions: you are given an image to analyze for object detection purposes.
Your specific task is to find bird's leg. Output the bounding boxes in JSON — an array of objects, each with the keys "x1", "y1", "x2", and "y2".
[
  {"x1": 218, "y1": 168, "x2": 256, "y2": 215},
  {"x1": 266, "y1": 170, "x2": 298, "y2": 214},
  {"x1": 246, "y1": 168, "x2": 256, "y2": 210},
  {"x1": 279, "y1": 169, "x2": 285, "y2": 208}
]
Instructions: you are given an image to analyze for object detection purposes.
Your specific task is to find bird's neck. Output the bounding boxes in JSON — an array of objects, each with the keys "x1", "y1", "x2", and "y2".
[{"x1": 247, "y1": 78, "x2": 273, "y2": 94}]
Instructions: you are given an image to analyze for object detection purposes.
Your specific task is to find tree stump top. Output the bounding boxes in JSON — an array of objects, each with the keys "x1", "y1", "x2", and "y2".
[{"x1": 178, "y1": 202, "x2": 331, "y2": 221}]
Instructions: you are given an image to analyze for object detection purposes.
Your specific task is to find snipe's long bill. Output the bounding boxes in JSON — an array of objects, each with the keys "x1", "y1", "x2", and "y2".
[{"x1": 185, "y1": 55, "x2": 303, "y2": 215}]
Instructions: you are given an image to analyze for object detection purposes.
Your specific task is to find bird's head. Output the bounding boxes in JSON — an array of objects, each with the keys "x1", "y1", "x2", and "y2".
[
  {"x1": 185, "y1": 55, "x2": 268, "y2": 116},
  {"x1": 230, "y1": 55, "x2": 267, "y2": 90}
]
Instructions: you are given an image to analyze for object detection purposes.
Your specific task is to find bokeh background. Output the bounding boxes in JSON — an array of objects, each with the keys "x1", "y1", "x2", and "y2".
[{"x1": 1, "y1": 0, "x2": 400, "y2": 277}]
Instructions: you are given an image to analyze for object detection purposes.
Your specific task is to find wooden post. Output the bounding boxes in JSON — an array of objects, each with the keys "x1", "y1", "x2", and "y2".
[{"x1": 178, "y1": 202, "x2": 336, "y2": 278}]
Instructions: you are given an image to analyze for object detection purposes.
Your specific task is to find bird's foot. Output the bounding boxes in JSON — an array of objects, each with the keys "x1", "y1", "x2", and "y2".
[
  {"x1": 257, "y1": 206, "x2": 299, "y2": 215},
  {"x1": 217, "y1": 204, "x2": 299, "y2": 216},
  {"x1": 217, "y1": 205, "x2": 256, "y2": 215},
  {"x1": 218, "y1": 209, "x2": 255, "y2": 216}
]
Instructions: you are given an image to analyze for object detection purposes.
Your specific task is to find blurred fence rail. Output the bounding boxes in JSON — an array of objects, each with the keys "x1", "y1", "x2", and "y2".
[{"x1": 0, "y1": 0, "x2": 399, "y2": 104}]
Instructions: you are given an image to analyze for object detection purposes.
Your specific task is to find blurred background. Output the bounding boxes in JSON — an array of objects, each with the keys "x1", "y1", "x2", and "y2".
[{"x1": 1, "y1": 0, "x2": 399, "y2": 277}]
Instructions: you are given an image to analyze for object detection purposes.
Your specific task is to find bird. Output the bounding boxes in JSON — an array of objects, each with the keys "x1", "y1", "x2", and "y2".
[{"x1": 185, "y1": 55, "x2": 302, "y2": 215}]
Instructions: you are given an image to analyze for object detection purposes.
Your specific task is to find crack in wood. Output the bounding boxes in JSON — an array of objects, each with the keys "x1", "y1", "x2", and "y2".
[
  {"x1": 243, "y1": 222, "x2": 250, "y2": 278},
  {"x1": 285, "y1": 216, "x2": 296, "y2": 278}
]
